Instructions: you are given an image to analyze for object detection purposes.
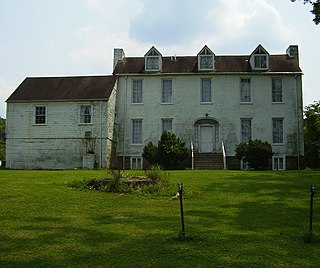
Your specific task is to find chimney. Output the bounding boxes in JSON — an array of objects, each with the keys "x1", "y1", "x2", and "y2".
[
  {"x1": 113, "y1": 48, "x2": 125, "y2": 70},
  {"x1": 286, "y1": 45, "x2": 299, "y2": 65}
]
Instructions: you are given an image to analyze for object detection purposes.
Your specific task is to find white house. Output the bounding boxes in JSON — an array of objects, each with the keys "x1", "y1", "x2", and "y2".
[
  {"x1": 6, "y1": 76, "x2": 117, "y2": 169},
  {"x1": 6, "y1": 44, "x2": 304, "y2": 170},
  {"x1": 113, "y1": 45, "x2": 304, "y2": 170}
]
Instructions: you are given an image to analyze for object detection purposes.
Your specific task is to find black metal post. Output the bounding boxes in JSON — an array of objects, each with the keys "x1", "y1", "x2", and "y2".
[
  {"x1": 309, "y1": 185, "x2": 316, "y2": 241},
  {"x1": 178, "y1": 183, "x2": 185, "y2": 239}
]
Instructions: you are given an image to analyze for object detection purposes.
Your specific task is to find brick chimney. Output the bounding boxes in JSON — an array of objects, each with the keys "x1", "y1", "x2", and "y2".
[
  {"x1": 286, "y1": 45, "x2": 299, "y2": 65},
  {"x1": 113, "y1": 48, "x2": 125, "y2": 70}
]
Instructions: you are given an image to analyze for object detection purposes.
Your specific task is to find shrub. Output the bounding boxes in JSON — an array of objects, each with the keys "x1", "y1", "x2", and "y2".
[
  {"x1": 143, "y1": 132, "x2": 190, "y2": 169},
  {"x1": 235, "y1": 139, "x2": 273, "y2": 170}
]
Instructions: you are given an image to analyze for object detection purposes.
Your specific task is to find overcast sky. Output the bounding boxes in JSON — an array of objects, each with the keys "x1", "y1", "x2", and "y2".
[{"x1": 0, "y1": 0, "x2": 319, "y2": 118}]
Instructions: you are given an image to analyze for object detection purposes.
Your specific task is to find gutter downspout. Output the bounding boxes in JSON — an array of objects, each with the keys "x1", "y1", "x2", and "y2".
[
  {"x1": 122, "y1": 76, "x2": 128, "y2": 170},
  {"x1": 295, "y1": 75, "x2": 301, "y2": 170},
  {"x1": 100, "y1": 100, "x2": 103, "y2": 168}
]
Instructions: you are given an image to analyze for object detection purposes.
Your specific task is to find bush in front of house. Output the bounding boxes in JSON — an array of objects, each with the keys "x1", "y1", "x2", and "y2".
[
  {"x1": 142, "y1": 132, "x2": 190, "y2": 170},
  {"x1": 235, "y1": 139, "x2": 273, "y2": 170}
]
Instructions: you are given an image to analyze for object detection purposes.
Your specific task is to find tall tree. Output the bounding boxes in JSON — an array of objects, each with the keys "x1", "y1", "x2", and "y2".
[
  {"x1": 291, "y1": 0, "x2": 320, "y2": 24},
  {"x1": 304, "y1": 101, "x2": 320, "y2": 168}
]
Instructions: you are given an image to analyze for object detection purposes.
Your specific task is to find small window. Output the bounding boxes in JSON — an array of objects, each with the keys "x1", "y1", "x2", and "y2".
[
  {"x1": 251, "y1": 45, "x2": 269, "y2": 70},
  {"x1": 273, "y1": 156, "x2": 286, "y2": 170},
  {"x1": 145, "y1": 47, "x2": 162, "y2": 71},
  {"x1": 132, "y1": 119, "x2": 142, "y2": 144},
  {"x1": 35, "y1": 106, "x2": 46, "y2": 125},
  {"x1": 198, "y1": 46, "x2": 214, "y2": 71},
  {"x1": 272, "y1": 118, "x2": 284, "y2": 144},
  {"x1": 80, "y1": 105, "x2": 92, "y2": 124},
  {"x1": 162, "y1": 80, "x2": 172, "y2": 103},
  {"x1": 201, "y1": 78, "x2": 212, "y2": 103},
  {"x1": 272, "y1": 78, "x2": 283, "y2": 103},
  {"x1": 162, "y1": 118, "x2": 173, "y2": 133},
  {"x1": 132, "y1": 80, "x2": 143, "y2": 103},
  {"x1": 131, "y1": 157, "x2": 143, "y2": 170},
  {"x1": 240, "y1": 78, "x2": 251, "y2": 103},
  {"x1": 241, "y1": 118, "x2": 252, "y2": 143}
]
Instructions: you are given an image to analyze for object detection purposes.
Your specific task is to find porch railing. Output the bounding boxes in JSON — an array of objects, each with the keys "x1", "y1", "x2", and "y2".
[{"x1": 221, "y1": 141, "x2": 227, "y2": 170}]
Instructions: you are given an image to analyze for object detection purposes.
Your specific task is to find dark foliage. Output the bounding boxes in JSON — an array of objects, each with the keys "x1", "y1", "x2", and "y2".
[
  {"x1": 142, "y1": 132, "x2": 190, "y2": 170},
  {"x1": 291, "y1": 0, "x2": 320, "y2": 24},
  {"x1": 235, "y1": 139, "x2": 273, "y2": 170}
]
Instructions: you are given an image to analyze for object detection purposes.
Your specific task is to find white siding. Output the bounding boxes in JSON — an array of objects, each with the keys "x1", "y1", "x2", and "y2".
[
  {"x1": 116, "y1": 73, "x2": 303, "y2": 160},
  {"x1": 6, "y1": 100, "x2": 112, "y2": 169}
]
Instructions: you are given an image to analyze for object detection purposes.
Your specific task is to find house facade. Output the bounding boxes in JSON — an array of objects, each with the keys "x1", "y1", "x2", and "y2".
[
  {"x1": 113, "y1": 45, "x2": 304, "y2": 170},
  {"x1": 6, "y1": 76, "x2": 117, "y2": 169},
  {"x1": 6, "y1": 44, "x2": 304, "y2": 170}
]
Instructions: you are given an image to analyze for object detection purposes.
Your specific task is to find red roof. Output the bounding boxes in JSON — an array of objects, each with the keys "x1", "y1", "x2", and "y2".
[
  {"x1": 7, "y1": 76, "x2": 117, "y2": 102},
  {"x1": 113, "y1": 54, "x2": 301, "y2": 75}
]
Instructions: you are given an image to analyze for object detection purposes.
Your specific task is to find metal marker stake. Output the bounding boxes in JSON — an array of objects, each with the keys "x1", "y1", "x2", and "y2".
[{"x1": 178, "y1": 183, "x2": 185, "y2": 239}]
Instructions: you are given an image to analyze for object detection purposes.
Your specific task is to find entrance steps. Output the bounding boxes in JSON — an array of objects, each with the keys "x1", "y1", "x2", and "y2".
[{"x1": 193, "y1": 153, "x2": 224, "y2": 169}]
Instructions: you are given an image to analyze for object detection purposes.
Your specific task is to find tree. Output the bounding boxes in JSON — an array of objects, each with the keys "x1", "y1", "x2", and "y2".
[
  {"x1": 235, "y1": 139, "x2": 273, "y2": 170},
  {"x1": 143, "y1": 132, "x2": 190, "y2": 170},
  {"x1": 304, "y1": 101, "x2": 320, "y2": 168},
  {"x1": 291, "y1": 0, "x2": 320, "y2": 24},
  {"x1": 0, "y1": 117, "x2": 5, "y2": 161}
]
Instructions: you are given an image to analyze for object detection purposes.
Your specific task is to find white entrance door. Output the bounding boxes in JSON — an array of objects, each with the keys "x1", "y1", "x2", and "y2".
[{"x1": 200, "y1": 126, "x2": 214, "y2": 152}]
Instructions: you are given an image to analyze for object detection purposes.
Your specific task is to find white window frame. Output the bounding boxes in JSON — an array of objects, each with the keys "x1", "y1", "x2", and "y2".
[
  {"x1": 131, "y1": 156, "x2": 143, "y2": 170},
  {"x1": 272, "y1": 77, "x2": 283, "y2": 103},
  {"x1": 132, "y1": 80, "x2": 143, "y2": 104},
  {"x1": 132, "y1": 119, "x2": 143, "y2": 144},
  {"x1": 161, "y1": 79, "x2": 173, "y2": 103},
  {"x1": 145, "y1": 47, "x2": 162, "y2": 72},
  {"x1": 273, "y1": 156, "x2": 286, "y2": 170},
  {"x1": 34, "y1": 105, "x2": 47, "y2": 125},
  {"x1": 240, "y1": 78, "x2": 252, "y2": 103},
  {"x1": 272, "y1": 118, "x2": 284, "y2": 144},
  {"x1": 80, "y1": 105, "x2": 92, "y2": 124},
  {"x1": 198, "y1": 46, "x2": 214, "y2": 71},
  {"x1": 241, "y1": 118, "x2": 252, "y2": 143},
  {"x1": 161, "y1": 118, "x2": 173, "y2": 133},
  {"x1": 201, "y1": 78, "x2": 212, "y2": 103}
]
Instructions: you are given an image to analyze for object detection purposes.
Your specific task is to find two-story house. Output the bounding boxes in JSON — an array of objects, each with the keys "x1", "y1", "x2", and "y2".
[
  {"x1": 113, "y1": 45, "x2": 303, "y2": 170},
  {"x1": 5, "y1": 44, "x2": 304, "y2": 170}
]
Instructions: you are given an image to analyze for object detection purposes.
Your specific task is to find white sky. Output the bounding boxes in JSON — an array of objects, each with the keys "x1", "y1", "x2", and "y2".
[{"x1": 0, "y1": 0, "x2": 319, "y2": 118}]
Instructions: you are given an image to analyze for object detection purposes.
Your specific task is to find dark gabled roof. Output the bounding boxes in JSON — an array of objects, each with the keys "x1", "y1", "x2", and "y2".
[
  {"x1": 6, "y1": 75, "x2": 117, "y2": 102},
  {"x1": 113, "y1": 54, "x2": 302, "y2": 75}
]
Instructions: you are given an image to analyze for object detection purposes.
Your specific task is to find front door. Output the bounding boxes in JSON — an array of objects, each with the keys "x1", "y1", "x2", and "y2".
[{"x1": 200, "y1": 126, "x2": 214, "y2": 153}]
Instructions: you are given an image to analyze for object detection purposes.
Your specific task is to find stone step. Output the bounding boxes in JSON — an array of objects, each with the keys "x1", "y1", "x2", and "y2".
[{"x1": 193, "y1": 153, "x2": 224, "y2": 169}]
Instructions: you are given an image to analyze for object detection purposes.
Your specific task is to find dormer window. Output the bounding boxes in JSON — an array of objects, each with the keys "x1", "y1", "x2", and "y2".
[
  {"x1": 145, "y1": 46, "x2": 162, "y2": 72},
  {"x1": 250, "y1": 45, "x2": 269, "y2": 71},
  {"x1": 198, "y1": 46, "x2": 214, "y2": 71}
]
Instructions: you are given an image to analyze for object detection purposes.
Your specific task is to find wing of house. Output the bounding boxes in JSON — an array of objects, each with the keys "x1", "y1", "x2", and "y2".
[{"x1": 6, "y1": 75, "x2": 117, "y2": 169}]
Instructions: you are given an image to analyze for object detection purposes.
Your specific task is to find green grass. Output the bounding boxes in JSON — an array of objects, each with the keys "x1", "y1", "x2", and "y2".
[{"x1": 0, "y1": 169, "x2": 320, "y2": 267}]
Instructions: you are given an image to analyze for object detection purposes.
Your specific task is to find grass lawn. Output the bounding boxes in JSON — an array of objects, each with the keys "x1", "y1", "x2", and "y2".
[{"x1": 0, "y1": 169, "x2": 320, "y2": 267}]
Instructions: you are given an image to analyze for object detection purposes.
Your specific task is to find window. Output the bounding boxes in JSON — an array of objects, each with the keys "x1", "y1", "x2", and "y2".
[
  {"x1": 201, "y1": 78, "x2": 212, "y2": 102},
  {"x1": 241, "y1": 118, "x2": 252, "y2": 142},
  {"x1": 252, "y1": 46, "x2": 269, "y2": 70},
  {"x1": 162, "y1": 118, "x2": 173, "y2": 133},
  {"x1": 272, "y1": 118, "x2": 284, "y2": 144},
  {"x1": 198, "y1": 46, "x2": 214, "y2": 70},
  {"x1": 35, "y1": 106, "x2": 46, "y2": 124},
  {"x1": 162, "y1": 80, "x2": 172, "y2": 103},
  {"x1": 273, "y1": 156, "x2": 285, "y2": 170},
  {"x1": 132, "y1": 80, "x2": 143, "y2": 103},
  {"x1": 131, "y1": 157, "x2": 143, "y2": 170},
  {"x1": 240, "y1": 78, "x2": 251, "y2": 103},
  {"x1": 132, "y1": 119, "x2": 142, "y2": 144},
  {"x1": 145, "y1": 47, "x2": 162, "y2": 71},
  {"x1": 272, "y1": 78, "x2": 283, "y2": 102},
  {"x1": 80, "y1": 105, "x2": 92, "y2": 124}
]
